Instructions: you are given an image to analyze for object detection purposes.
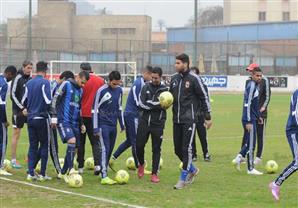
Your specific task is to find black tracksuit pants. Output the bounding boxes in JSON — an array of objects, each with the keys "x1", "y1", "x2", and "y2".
[
  {"x1": 77, "y1": 117, "x2": 100, "y2": 168},
  {"x1": 173, "y1": 123, "x2": 196, "y2": 171},
  {"x1": 192, "y1": 116, "x2": 208, "y2": 157},
  {"x1": 241, "y1": 118, "x2": 266, "y2": 159},
  {"x1": 136, "y1": 118, "x2": 163, "y2": 175}
]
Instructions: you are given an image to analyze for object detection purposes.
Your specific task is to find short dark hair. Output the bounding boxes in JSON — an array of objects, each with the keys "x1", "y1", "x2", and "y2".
[
  {"x1": 142, "y1": 65, "x2": 153, "y2": 73},
  {"x1": 253, "y1": 67, "x2": 262, "y2": 73},
  {"x1": 36, "y1": 61, "x2": 48, "y2": 72},
  {"x1": 22, "y1": 60, "x2": 33, "y2": 68},
  {"x1": 59, "y1": 71, "x2": 75, "y2": 80},
  {"x1": 176, "y1": 53, "x2": 190, "y2": 67},
  {"x1": 78, "y1": 71, "x2": 90, "y2": 81},
  {"x1": 108, "y1": 71, "x2": 121, "y2": 81},
  {"x1": 151, "y1": 67, "x2": 163, "y2": 77},
  {"x1": 190, "y1": 66, "x2": 200, "y2": 75},
  {"x1": 80, "y1": 62, "x2": 92, "y2": 71},
  {"x1": 4, "y1": 65, "x2": 17, "y2": 75}
]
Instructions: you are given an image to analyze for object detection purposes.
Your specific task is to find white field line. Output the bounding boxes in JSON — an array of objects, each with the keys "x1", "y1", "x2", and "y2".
[{"x1": 0, "y1": 177, "x2": 147, "y2": 208}]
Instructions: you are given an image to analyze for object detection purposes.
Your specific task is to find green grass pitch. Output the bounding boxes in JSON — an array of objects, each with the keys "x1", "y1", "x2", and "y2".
[{"x1": 0, "y1": 93, "x2": 297, "y2": 208}]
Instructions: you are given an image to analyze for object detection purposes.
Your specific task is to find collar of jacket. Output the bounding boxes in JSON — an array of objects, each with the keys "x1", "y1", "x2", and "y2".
[
  {"x1": 35, "y1": 75, "x2": 43, "y2": 78},
  {"x1": 1, "y1": 75, "x2": 7, "y2": 82},
  {"x1": 150, "y1": 82, "x2": 161, "y2": 88},
  {"x1": 67, "y1": 78, "x2": 80, "y2": 89},
  {"x1": 179, "y1": 68, "x2": 190, "y2": 77},
  {"x1": 18, "y1": 69, "x2": 30, "y2": 78}
]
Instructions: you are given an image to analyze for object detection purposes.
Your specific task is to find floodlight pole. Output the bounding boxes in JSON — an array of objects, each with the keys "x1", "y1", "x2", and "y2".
[
  {"x1": 27, "y1": 0, "x2": 32, "y2": 60},
  {"x1": 193, "y1": 0, "x2": 198, "y2": 67}
]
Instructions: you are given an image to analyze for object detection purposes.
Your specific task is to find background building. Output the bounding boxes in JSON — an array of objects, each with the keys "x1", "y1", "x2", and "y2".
[
  {"x1": 224, "y1": 0, "x2": 298, "y2": 25},
  {"x1": 166, "y1": 21, "x2": 298, "y2": 75},
  {"x1": 3, "y1": 0, "x2": 151, "y2": 72}
]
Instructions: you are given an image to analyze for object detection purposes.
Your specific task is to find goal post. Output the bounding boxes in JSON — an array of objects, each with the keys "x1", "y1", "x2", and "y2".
[{"x1": 49, "y1": 60, "x2": 137, "y2": 87}]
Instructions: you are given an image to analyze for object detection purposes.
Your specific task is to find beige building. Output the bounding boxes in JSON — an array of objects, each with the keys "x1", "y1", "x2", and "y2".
[
  {"x1": 7, "y1": 0, "x2": 152, "y2": 54},
  {"x1": 224, "y1": 0, "x2": 298, "y2": 25}
]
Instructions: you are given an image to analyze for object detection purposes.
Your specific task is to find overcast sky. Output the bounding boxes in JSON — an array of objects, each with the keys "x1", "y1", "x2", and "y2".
[{"x1": 0, "y1": 0, "x2": 222, "y2": 30}]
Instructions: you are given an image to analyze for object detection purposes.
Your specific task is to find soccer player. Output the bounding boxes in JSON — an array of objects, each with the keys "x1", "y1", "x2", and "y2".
[
  {"x1": 0, "y1": 66, "x2": 17, "y2": 176},
  {"x1": 77, "y1": 62, "x2": 105, "y2": 175},
  {"x1": 92, "y1": 71, "x2": 125, "y2": 185},
  {"x1": 136, "y1": 67, "x2": 168, "y2": 183},
  {"x1": 111, "y1": 65, "x2": 153, "y2": 169},
  {"x1": 241, "y1": 64, "x2": 271, "y2": 165},
  {"x1": 170, "y1": 53, "x2": 212, "y2": 189},
  {"x1": 51, "y1": 71, "x2": 89, "y2": 182},
  {"x1": 190, "y1": 66, "x2": 211, "y2": 162},
  {"x1": 269, "y1": 89, "x2": 298, "y2": 201},
  {"x1": 232, "y1": 68, "x2": 263, "y2": 175},
  {"x1": 22, "y1": 61, "x2": 52, "y2": 181},
  {"x1": 10, "y1": 60, "x2": 32, "y2": 169},
  {"x1": 31, "y1": 72, "x2": 75, "y2": 177}
]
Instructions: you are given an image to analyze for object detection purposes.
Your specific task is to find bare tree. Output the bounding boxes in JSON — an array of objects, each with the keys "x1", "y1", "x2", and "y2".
[
  {"x1": 94, "y1": 7, "x2": 112, "y2": 15},
  {"x1": 187, "y1": 6, "x2": 223, "y2": 27},
  {"x1": 157, "y1": 19, "x2": 166, "y2": 32}
]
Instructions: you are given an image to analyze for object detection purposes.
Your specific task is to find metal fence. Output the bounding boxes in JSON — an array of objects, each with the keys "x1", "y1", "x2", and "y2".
[{"x1": 1, "y1": 36, "x2": 298, "y2": 75}]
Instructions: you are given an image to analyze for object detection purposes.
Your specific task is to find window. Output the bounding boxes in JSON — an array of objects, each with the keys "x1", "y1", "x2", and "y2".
[
  {"x1": 258, "y1": 11, "x2": 266, "y2": 21},
  {"x1": 102, "y1": 28, "x2": 136, "y2": 35},
  {"x1": 283, "y1": 12, "x2": 290, "y2": 21}
]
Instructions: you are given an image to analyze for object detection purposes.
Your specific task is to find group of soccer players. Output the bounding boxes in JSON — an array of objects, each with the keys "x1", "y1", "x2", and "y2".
[
  {"x1": 0, "y1": 54, "x2": 212, "y2": 189},
  {"x1": 0, "y1": 53, "x2": 296, "y2": 197}
]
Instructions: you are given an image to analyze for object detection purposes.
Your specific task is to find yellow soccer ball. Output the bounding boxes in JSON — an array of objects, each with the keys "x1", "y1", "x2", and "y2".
[
  {"x1": 265, "y1": 160, "x2": 279, "y2": 174},
  {"x1": 84, "y1": 157, "x2": 94, "y2": 170},
  {"x1": 126, "y1": 157, "x2": 136, "y2": 170},
  {"x1": 179, "y1": 162, "x2": 183, "y2": 170},
  {"x1": 159, "y1": 158, "x2": 163, "y2": 170},
  {"x1": 159, "y1": 91, "x2": 174, "y2": 109},
  {"x1": 3, "y1": 159, "x2": 12, "y2": 173},
  {"x1": 59, "y1": 158, "x2": 64, "y2": 167},
  {"x1": 68, "y1": 174, "x2": 83, "y2": 188},
  {"x1": 115, "y1": 170, "x2": 129, "y2": 184},
  {"x1": 73, "y1": 160, "x2": 78, "y2": 170},
  {"x1": 35, "y1": 161, "x2": 41, "y2": 173}
]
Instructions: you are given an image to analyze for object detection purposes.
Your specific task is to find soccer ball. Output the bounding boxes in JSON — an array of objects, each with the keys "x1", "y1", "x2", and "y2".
[
  {"x1": 159, "y1": 91, "x2": 174, "y2": 109},
  {"x1": 126, "y1": 157, "x2": 136, "y2": 170},
  {"x1": 265, "y1": 160, "x2": 279, "y2": 174},
  {"x1": 159, "y1": 158, "x2": 163, "y2": 170},
  {"x1": 59, "y1": 158, "x2": 65, "y2": 167},
  {"x1": 115, "y1": 170, "x2": 129, "y2": 184},
  {"x1": 179, "y1": 162, "x2": 183, "y2": 170},
  {"x1": 73, "y1": 160, "x2": 78, "y2": 169},
  {"x1": 3, "y1": 159, "x2": 12, "y2": 173},
  {"x1": 85, "y1": 157, "x2": 94, "y2": 170},
  {"x1": 68, "y1": 174, "x2": 83, "y2": 188},
  {"x1": 35, "y1": 161, "x2": 41, "y2": 173}
]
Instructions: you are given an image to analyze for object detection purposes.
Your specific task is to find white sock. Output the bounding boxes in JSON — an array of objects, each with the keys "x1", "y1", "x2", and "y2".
[{"x1": 11, "y1": 159, "x2": 16, "y2": 163}]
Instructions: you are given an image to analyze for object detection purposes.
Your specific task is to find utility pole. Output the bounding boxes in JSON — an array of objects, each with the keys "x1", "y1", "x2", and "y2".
[
  {"x1": 27, "y1": 0, "x2": 32, "y2": 60},
  {"x1": 193, "y1": 0, "x2": 198, "y2": 67}
]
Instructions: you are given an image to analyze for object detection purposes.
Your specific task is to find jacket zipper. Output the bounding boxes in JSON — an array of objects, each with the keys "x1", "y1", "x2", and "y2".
[
  {"x1": 177, "y1": 80, "x2": 182, "y2": 123},
  {"x1": 191, "y1": 103, "x2": 194, "y2": 120},
  {"x1": 148, "y1": 114, "x2": 151, "y2": 126},
  {"x1": 159, "y1": 111, "x2": 163, "y2": 120}
]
